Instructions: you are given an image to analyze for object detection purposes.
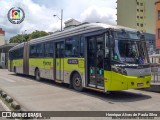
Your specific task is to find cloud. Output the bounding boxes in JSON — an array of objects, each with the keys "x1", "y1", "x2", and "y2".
[
  {"x1": 0, "y1": 0, "x2": 117, "y2": 41},
  {"x1": 80, "y1": 6, "x2": 116, "y2": 25},
  {"x1": 0, "y1": 0, "x2": 60, "y2": 40},
  {"x1": 21, "y1": 0, "x2": 61, "y2": 32}
]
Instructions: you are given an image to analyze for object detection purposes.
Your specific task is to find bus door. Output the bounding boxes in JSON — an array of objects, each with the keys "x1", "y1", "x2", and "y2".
[
  {"x1": 8, "y1": 52, "x2": 13, "y2": 72},
  {"x1": 10, "y1": 60, "x2": 13, "y2": 71},
  {"x1": 86, "y1": 35, "x2": 104, "y2": 88},
  {"x1": 23, "y1": 43, "x2": 29, "y2": 75},
  {"x1": 9, "y1": 58, "x2": 13, "y2": 72},
  {"x1": 55, "y1": 41, "x2": 64, "y2": 81}
]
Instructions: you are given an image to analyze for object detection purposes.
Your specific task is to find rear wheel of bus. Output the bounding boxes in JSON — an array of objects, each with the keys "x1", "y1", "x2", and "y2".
[{"x1": 72, "y1": 73, "x2": 83, "y2": 92}]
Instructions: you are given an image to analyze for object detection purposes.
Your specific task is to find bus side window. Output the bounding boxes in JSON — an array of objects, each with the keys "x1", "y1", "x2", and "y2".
[
  {"x1": 65, "y1": 36, "x2": 79, "y2": 57},
  {"x1": 80, "y1": 37, "x2": 84, "y2": 57},
  {"x1": 36, "y1": 43, "x2": 44, "y2": 58},
  {"x1": 13, "y1": 48, "x2": 23, "y2": 59},
  {"x1": 44, "y1": 42, "x2": 53, "y2": 58},
  {"x1": 30, "y1": 45, "x2": 37, "y2": 58},
  {"x1": 19, "y1": 48, "x2": 23, "y2": 59},
  {"x1": 44, "y1": 42, "x2": 50, "y2": 57},
  {"x1": 49, "y1": 42, "x2": 54, "y2": 57}
]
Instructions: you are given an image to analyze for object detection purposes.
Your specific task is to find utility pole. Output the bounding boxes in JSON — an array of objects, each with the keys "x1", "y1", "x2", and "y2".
[
  {"x1": 53, "y1": 9, "x2": 63, "y2": 31},
  {"x1": 22, "y1": 30, "x2": 27, "y2": 42}
]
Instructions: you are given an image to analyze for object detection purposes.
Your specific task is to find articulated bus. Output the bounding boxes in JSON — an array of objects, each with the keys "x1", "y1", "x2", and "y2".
[{"x1": 8, "y1": 23, "x2": 151, "y2": 92}]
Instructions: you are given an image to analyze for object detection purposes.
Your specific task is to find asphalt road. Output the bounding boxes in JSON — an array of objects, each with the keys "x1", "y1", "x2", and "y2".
[{"x1": 0, "y1": 69, "x2": 160, "y2": 120}]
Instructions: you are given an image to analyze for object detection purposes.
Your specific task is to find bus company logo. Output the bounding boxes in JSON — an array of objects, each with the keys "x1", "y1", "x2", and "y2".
[{"x1": 7, "y1": 7, "x2": 25, "y2": 24}]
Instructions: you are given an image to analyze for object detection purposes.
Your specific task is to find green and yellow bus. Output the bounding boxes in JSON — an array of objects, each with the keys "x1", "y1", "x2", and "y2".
[{"x1": 8, "y1": 23, "x2": 151, "y2": 92}]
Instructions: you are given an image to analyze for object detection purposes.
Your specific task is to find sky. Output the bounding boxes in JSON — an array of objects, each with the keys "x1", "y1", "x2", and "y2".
[{"x1": 0, "y1": 0, "x2": 117, "y2": 41}]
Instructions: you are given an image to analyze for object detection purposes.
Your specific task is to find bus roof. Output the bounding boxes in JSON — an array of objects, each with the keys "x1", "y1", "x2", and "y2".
[
  {"x1": 29, "y1": 23, "x2": 137, "y2": 45},
  {"x1": 9, "y1": 42, "x2": 25, "y2": 51},
  {"x1": 9, "y1": 23, "x2": 138, "y2": 51}
]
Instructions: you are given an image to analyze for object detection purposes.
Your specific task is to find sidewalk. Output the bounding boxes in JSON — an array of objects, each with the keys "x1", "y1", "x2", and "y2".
[
  {"x1": 0, "y1": 99, "x2": 7, "y2": 120},
  {"x1": 0, "y1": 103, "x2": 5, "y2": 111}
]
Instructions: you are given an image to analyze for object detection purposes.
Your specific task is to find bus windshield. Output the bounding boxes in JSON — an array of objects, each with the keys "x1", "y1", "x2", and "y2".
[
  {"x1": 114, "y1": 40, "x2": 149, "y2": 64},
  {"x1": 114, "y1": 31, "x2": 140, "y2": 39}
]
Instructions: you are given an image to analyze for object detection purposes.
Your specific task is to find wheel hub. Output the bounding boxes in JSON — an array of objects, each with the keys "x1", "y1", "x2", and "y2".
[{"x1": 75, "y1": 77, "x2": 80, "y2": 86}]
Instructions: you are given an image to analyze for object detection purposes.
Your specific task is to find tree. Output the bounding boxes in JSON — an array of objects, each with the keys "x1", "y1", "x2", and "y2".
[
  {"x1": 10, "y1": 34, "x2": 26, "y2": 43},
  {"x1": 9, "y1": 30, "x2": 49, "y2": 43},
  {"x1": 28, "y1": 30, "x2": 49, "y2": 40}
]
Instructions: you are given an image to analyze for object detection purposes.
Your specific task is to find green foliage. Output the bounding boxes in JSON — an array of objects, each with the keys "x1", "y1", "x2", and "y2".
[
  {"x1": 28, "y1": 30, "x2": 49, "y2": 40},
  {"x1": 9, "y1": 30, "x2": 49, "y2": 43},
  {"x1": 9, "y1": 34, "x2": 29, "y2": 43}
]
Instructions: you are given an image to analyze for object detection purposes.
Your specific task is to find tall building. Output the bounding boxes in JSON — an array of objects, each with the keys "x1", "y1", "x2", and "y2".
[
  {"x1": 0, "y1": 28, "x2": 5, "y2": 46},
  {"x1": 155, "y1": 0, "x2": 160, "y2": 50},
  {"x1": 117, "y1": 0, "x2": 156, "y2": 34}
]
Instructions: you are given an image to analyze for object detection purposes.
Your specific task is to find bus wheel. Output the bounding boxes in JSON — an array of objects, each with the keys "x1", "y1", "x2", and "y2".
[
  {"x1": 35, "y1": 69, "x2": 41, "y2": 81},
  {"x1": 72, "y1": 73, "x2": 83, "y2": 92}
]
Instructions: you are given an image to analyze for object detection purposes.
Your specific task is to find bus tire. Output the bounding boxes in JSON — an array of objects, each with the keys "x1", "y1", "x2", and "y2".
[
  {"x1": 35, "y1": 69, "x2": 41, "y2": 81},
  {"x1": 72, "y1": 73, "x2": 83, "y2": 92}
]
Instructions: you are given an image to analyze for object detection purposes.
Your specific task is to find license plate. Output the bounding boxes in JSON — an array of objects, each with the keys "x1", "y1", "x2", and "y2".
[{"x1": 137, "y1": 83, "x2": 144, "y2": 87}]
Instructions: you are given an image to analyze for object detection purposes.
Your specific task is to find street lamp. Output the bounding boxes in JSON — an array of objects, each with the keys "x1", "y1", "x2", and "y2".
[
  {"x1": 22, "y1": 30, "x2": 27, "y2": 42},
  {"x1": 53, "y1": 9, "x2": 63, "y2": 31}
]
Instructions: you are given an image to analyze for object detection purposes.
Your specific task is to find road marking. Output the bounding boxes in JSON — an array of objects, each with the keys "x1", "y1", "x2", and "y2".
[
  {"x1": 0, "y1": 99, "x2": 10, "y2": 111},
  {"x1": 0, "y1": 76, "x2": 15, "y2": 82}
]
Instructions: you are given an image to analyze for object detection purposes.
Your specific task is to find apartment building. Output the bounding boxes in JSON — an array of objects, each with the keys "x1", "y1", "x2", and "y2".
[
  {"x1": 0, "y1": 28, "x2": 5, "y2": 46},
  {"x1": 117, "y1": 0, "x2": 156, "y2": 34},
  {"x1": 155, "y1": 0, "x2": 160, "y2": 50}
]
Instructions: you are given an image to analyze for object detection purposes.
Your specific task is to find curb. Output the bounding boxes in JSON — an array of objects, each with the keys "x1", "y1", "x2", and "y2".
[
  {"x1": 5, "y1": 96, "x2": 13, "y2": 103},
  {"x1": 11, "y1": 101, "x2": 21, "y2": 110},
  {"x1": 1, "y1": 91, "x2": 7, "y2": 98},
  {"x1": 0, "y1": 89, "x2": 23, "y2": 111}
]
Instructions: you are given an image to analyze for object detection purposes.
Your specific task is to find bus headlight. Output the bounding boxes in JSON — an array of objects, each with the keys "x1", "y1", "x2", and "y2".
[
  {"x1": 112, "y1": 67, "x2": 127, "y2": 75},
  {"x1": 121, "y1": 69, "x2": 127, "y2": 75}
]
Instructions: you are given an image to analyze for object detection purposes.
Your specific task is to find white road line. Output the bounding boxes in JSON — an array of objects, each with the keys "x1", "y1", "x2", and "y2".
[
  {"x1": 0, "y1": 99, "x2": 10, "y2": 111},
  {"x1": 0, "y1": 76, "x2": 15, "y2": 82}
]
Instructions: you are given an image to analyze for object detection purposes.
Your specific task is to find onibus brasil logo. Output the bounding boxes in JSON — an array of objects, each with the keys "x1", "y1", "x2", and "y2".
[{"x1": 7, "y1": 7, "x2": 25, "y2": 24}]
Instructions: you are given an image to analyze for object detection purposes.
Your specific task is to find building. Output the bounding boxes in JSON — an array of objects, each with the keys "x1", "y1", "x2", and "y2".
[
  {"x1": 0, "y1": 28, "x2": 5, "y2": 46},
  {"x1": 64, "y1": 19, "x2": 81, "y2": 29},
  {"x1": 155, "y1": 0, "x2": 160, "y2": 52},
  {"x1": 144, "y1": 33, "x2": 156, "y2": 55},
  {"x1": 0, "y1": 43, "x2": 18, "y2": 68},
  {"x1": 117, "y1": 0, "x2": 156, "y2": 34},
  {"x1": 149, "y1": 54, "x2": 160, "y2": 63}
]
